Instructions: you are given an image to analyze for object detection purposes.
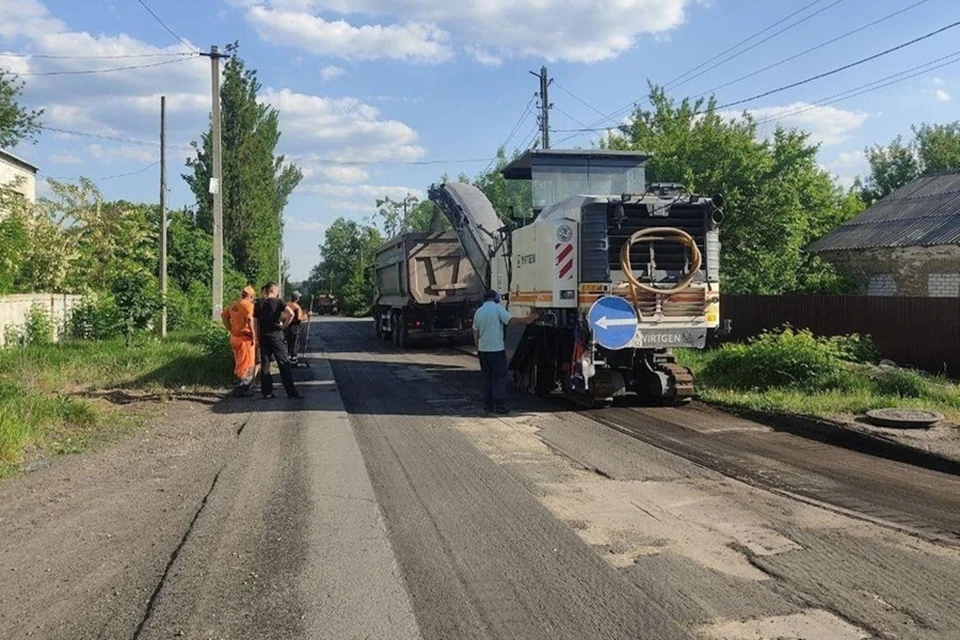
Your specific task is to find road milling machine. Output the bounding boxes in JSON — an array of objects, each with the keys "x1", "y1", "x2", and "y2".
[{"x1": 428, "y1": 150, "x2": 723, "y2": 407}]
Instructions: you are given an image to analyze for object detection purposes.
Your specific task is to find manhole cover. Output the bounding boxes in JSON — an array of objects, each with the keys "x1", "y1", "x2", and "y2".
[{"x1": 865, "y1": 408, "x2": 944, "y2": 429}]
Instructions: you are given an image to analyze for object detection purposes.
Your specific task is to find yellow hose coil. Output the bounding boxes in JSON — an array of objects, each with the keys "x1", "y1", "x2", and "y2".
[{"x1": 619, "y1": 228, "x2": 702, "y2": 304}]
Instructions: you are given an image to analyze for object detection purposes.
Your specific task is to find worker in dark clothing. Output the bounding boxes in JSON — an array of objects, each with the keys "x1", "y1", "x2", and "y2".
[
  {"x1": 253, "y1": 282, "x2": 303, "y2": 399},
  {"x1": 284, "y1": 290, "x2": 308, "y2": 363}
]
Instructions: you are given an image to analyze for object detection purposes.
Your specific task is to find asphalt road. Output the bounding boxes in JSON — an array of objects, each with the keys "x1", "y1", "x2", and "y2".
[{"x1": 2, "y1": 316, "x2": 959, "y2": 640}]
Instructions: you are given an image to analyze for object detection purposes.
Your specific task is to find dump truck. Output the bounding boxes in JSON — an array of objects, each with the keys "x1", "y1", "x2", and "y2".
[
  {"x1": 428, "y1": 149, "x2": 723, "y2": 406},
  {"x1": 312, "y1": 294, "x2": 338, "y2": 315},
  {"x1": 374, "y1": 231, "x2": 484, "y2": 348}
]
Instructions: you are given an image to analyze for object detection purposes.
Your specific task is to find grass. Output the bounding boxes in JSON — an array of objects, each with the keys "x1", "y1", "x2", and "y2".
[
  {"x1": 0, "y1": 331, "x2": 233, "y2": 477},
  {"x1": 677, "y1": 331, "x2": 960, "y2": 423}
]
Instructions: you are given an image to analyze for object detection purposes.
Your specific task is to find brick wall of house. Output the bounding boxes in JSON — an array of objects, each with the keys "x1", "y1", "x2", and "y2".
[{"x1": 819, "y1": 245, "x2": 960, "y2": 297}]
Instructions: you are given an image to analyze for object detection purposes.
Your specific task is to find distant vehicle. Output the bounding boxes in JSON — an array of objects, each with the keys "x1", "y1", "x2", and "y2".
[
  {"x1": 373, "y1": 232, "x2": 483, "y2": 348},
  {"x1": 313, "y1": 294, "x2": 338, "y2": 316}
]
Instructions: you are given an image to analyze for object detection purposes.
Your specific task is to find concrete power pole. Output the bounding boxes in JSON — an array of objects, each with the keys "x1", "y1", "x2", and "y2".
[
  {"x1": 205, "y1": 45, "x2": 225, "y2": 322},
  {"x1": 159, "y1": 95, "x2": 168, "y2": 337},
  {"x1": 529, "y1": 66, "x2": 552, "y2": 149}
]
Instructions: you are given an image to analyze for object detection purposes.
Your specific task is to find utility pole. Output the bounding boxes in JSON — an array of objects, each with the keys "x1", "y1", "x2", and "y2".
[
  {"x1": 529, "y1": 65, "x2": 552, "y2": 149},
  {"x1": 159, "y1": 95, "x2": 168, "y2": 337},
  {"x1": 201, "y1": 45, "x2": 227, "y2": 322}
]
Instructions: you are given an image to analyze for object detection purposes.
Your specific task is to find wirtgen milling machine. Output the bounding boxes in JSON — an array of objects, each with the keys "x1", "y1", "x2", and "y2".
[{"x1": 429, "y1": 150, "x2": 723, "y2": 407}]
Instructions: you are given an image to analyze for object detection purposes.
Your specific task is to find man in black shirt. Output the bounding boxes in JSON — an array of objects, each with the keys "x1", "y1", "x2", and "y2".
[{"x1": 253, "y1": 282, "x2": 303, "y2": 399}]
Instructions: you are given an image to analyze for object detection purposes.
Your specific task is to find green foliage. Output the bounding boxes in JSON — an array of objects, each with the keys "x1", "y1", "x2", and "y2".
[
  {"x1": 682, "y1": 329, "x2": 960, "y2": 420},
  {"x1": 24, "y1": 304, "x2": 53, "y2": 346},
  {"x1": 307, "y1": 218, "x2": 382, "y2": 316},
  {"x1": 604, "y1": 85, "x2": 861, "y2": 295},
  {"x1": 860, "y1": 135, "x2": 919, "y2": 204},
  {"x1": 199, "y1": 322, "x2": 230, "y2": 357},
  {"x1": 0, "y1": 212, "x2": 28, "y2": 294},
  {"x1": 184, "y1": 42, "x2": 302, "y2": 286},
  {"x1": 861, "y1": 121, "x2": 960, "y2": 204},
  {"x1": 702, "y1": 328, "x2": 854, "y2": 391},
  {"x1": 873, "y1": 368, "x2": 927, "y2": 399},
  {"x1": 473, "y1": 147, "x2": 534, "y2": 221},
  {"x1": 0, "y1": 69, "x2": 43, "y2": 148}
]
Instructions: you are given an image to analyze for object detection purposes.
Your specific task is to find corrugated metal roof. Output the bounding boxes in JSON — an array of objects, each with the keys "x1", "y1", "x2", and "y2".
[{"x1": 809, "y1": 170, "x2": 960, "y2": 252}]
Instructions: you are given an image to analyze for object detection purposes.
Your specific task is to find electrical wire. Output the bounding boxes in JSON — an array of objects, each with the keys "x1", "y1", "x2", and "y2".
[
  {"x1": 690, "y1": 0, "x2": 934, "y2": 101},
  {"x1": 664, "y1": 0, "x2": 831, "y2": 90},
  {"x1": 0, "y1": 52, "x2": 195, "y2": 59},
  {"x1": 666, "y1": 0, "x2": 847, "y2": 93},
  {"x1": 17, "y1": 55, "x2": 198, "y2": 77},
  {"x1": 39, "y1": 126, "x2": 194, "y2": 151},
  {"x1": 41, "y1": 161, "x2": 160, "y2": 182},
  {"x1": 136, "y1": 0, "x2": 198, "y2": 54},
  {"x1": 718, "y1": 18, "x2": 960, "y2": 110},
  {"x1": 482, "y1": 94, "x2": 536, "y2": 173},
  {"x1": 553, "y1": 81, "x2": 611, "y2": 122},
  {"x1": 553, "y1": 104, "x2": 590, "y2": 129}
]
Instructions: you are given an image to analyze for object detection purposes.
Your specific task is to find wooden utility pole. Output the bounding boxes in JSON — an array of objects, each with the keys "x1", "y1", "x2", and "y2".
[
  {"x1": 529, "y1": 66, "x2": 551, "y2": 149},
  {"x1": 205, "y1": 45, "x2": 225, "y2": 322},
  {"x1": 159, "y1": 95, "x2": 168, "y2": 337}
]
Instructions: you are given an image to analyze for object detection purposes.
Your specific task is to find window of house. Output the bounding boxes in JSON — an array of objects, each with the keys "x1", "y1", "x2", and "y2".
[
  {"x1": 866, "y1": 273, "x2": 897, "y2": 296},
  {"x1": 927, "y1": 273, "x2": 960, "y2": 297}
]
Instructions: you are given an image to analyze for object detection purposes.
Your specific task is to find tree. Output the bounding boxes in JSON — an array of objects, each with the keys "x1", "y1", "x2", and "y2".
[
  {"x1": 472, "y1": 147, "x2": 532, "y2": 222},
  {"x1": 605, "y1": 85, "x2": 860, "y2": 295},
  {"x1": 372, "y1": 193, "x2": 420, "y2": 238},
  {"x1": 184, "y1": 42, "x2": 302, "y2": 286},
  {"x1": 860, "y1": 136, "x2": 920, "y2": 204},
  {"x1": 308, "y1": 218, "x2": 382, "y2": 316},
  {"x1": 860, "y1": 121, "x2": 960, "y2": 203},
  {"x1": 0, "y1": 70, "x2": 42, "y2": 148}
]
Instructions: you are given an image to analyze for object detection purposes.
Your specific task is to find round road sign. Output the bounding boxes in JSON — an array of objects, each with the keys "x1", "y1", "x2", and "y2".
[{"x1": 587, "y1": 296, "x2": 638, "y2": 350}]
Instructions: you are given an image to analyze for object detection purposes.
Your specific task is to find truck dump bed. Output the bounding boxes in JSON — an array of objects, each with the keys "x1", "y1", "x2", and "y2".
[{"x1": 375, "y1": 232, "x2": 484, "y2": 307}]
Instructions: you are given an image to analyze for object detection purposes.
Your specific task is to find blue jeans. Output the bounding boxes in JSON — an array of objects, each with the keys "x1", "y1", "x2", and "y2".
[{"x1": 478, "y1": 350, "x2": 508, "y2": 410}]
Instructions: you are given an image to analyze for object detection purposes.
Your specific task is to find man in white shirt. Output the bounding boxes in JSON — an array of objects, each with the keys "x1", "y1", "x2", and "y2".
[{"x1": 473, "y1": 291, "x2": 538, "y2": 414}]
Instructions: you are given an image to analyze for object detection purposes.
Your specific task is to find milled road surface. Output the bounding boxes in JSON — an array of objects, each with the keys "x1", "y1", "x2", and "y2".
[{"x1": 1, "y1": 316, "x2": 959, "y2": 640}]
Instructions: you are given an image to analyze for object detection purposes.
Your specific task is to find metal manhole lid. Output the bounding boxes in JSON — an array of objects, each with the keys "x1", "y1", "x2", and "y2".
[{"x1": 865, "y1": 408, "x2": 944, "y2": 429}]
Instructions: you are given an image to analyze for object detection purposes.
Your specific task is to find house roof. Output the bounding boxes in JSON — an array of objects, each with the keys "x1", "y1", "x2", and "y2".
[
  {"x1": 0, "y1": 148, "x2": 39, "y2": 174},
  {"x1": 809, "y1": 170, "x2": 960, "y2": 252}
]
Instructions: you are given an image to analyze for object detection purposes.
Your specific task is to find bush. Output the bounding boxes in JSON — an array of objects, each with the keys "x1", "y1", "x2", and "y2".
[
  {"x1": 873, "y1": 367, "x2": 927, "y2": 398},
  {"x1": 702, "y1": 328, "x2": 862, "y2": 391},
  {"x1": 25, "y1": 304, "x2": 54, "y2": 345},
  {"x1": 198, "y1": 322, "x2": 230, "y2": 357},
  {"x1": 824, "y1": 333, "x2": 879, "y2": 364},
  {"x1": 67, "y1": 295, "x2": 124, "y2": 340}
]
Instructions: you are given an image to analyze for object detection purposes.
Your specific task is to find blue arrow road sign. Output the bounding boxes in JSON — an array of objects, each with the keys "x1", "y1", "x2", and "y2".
[{"x1": 587, "y1": 296, "x2": 639, "y2": 350}]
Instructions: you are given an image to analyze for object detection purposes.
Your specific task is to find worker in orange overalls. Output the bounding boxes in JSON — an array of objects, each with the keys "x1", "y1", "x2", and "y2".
[
  {"x1": 221, "y1": 286, "x2": 258, "y2": 397},
  {"x1": 284, "y1": 290, "x2": 308, "y2": 363}
]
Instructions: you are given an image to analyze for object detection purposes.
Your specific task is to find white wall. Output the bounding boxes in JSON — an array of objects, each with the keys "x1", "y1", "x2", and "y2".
[
  {"x1": 0, "y1": 159, "x2": 37, "y2": 204},
  {"x1": 0, "y1": 294, "x2": 82, "y2": 346}
]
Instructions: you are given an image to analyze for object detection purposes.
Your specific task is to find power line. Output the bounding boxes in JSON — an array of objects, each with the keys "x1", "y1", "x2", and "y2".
[
  {"x1": 691, "y1": 0, "x2": 934, "y2": 101},
  {"x1": 136, "y1": 0, "x2": 198, "y2": 54},
  {"x1": 40, "y1": 161, "x2": 160, "y2": 182},
  {"x1": 17, "y1": 56, "x2": 198, "y2": 77},
  {"x1": 0, "y1": 52, "x2": 195, "y2": 60},
  {"x1": 664, "y1": 0, "x2": 831, "y2": 90},
  {"x1": 719, "y1": 18, "x2": 960, "y2": 110},
  {"x1": 553, "y1": 81, "x2": 610, "y2": 122},
  {"x1": 483, "y1": 94, "x2": 537, "y2": 173},
  {"x1": 553, "y1": 104, "x2": 590, "y2": 129},
  {"x1": 39, "y1": 125, "x2": 194, "y2": 151},
  {"x1": 666, "y1": 0, "x2": 847, "y2": 93},
  {"x1": 554, "y1": 0, "x2": 846, "y2": 142},
  {"x1": 752, "y1": 50, "x2": 960, "y2": 125}
]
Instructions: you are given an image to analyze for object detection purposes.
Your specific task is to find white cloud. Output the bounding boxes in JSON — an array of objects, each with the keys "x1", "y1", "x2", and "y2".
[
  {"x1": 935, "y1": 89, "x2": 951, "y2": 102},
  {"x1": 246, "y1": 6, "x2": 453, "y2": 63},
  {"x1": 319, "y1": 65, "x2": 346, "y2": 81},
  {"x1": 49, "y1": 152, "x2": 82, "y2": 165},
  {"x1": 466, "y1": 45, "x2": 502, "y2": 67},
  {"x1": 0, "y1": 53, "x2": 31, "y2": 75},
  {"x1": 86, "y1": 143, "x2": 157, "y2": 163},
  {"x1": 264, "y1": 88, "x2": 424, "y2": 162},
  {"x1": 825, "y1": 150, "x2": 868, "y2": 189},
  {"x1": 285, "y1": 216, "x2": 327, "y2": 232},
  {"x1": 724, "y1": 103, "x2": 869, "y2": 146},
  {"x1": 242, "y1": 0, "x2": 697, "y2": 63}
]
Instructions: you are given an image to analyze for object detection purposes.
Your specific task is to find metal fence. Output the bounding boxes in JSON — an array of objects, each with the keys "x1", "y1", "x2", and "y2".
[{"x1": 719, "y1": 295, "x2": 960, "y2": 375}]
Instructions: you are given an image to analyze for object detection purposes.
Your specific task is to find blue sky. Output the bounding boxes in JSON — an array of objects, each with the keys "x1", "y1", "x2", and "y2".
[{"x1": 2, "y1": 0, "x2": 959, "y2": 279}]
